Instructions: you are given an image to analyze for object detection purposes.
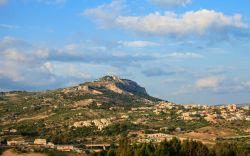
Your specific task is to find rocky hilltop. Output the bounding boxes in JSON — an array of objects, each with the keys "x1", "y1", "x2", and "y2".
[
  {"x1": 62, "y1": 75, "x2": 148, "y2": 96},
  {"x1": 100, "y1": 75, "x2": 148, "y2": 95}
]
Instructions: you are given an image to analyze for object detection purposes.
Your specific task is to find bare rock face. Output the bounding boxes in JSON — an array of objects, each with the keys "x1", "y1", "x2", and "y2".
[
  {"x1": 97, "y1": 75, "x2": 148, "y2": 95},
  {"x1": 105, "y1": 83, "x2": 125, "y2": 94},
  {"x1": 62, "y1": 83, "x2": 103, "y2": 95},
  {"x1": 77, "y1": 85, "x2": 102, "y2": 94},
  {"x1": 77, "y1": 85, "x2": 89, "y2": 91}
]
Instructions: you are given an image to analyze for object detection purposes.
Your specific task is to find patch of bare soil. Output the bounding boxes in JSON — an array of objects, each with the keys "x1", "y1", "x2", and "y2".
[
  {"x1": 17, "y1": 113, "x2": 55, "y2": 122},
  {"x1": 196, "y1": 126, "x2": 236, "y2": 136},
  {"x1": 74, "y1": 99, "x2": 94, "y2": 107},
  {"x1": 177, "y1": 126, "x2": 237, "y2": 144}
]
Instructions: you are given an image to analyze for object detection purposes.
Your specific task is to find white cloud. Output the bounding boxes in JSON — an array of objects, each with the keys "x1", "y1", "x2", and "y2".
[
  {"x1": 174, "y1": 75, "x2": 250, "y2": 96},
  {"x1": 242, "y1": 81, "x2": 250, "y2": 88},
  {"x1": 0, "y1": 24, "x2": 20, "y2": 29},
  {"x1": 116, "y1": 9, "x2": 247, "y2": 36},
  {"x1": 0, "y1": 36, "x2": 28, "y2": 50},
  {"x1": 119, "y1": 40, "x2": 160, "y2": 47},
  {"x1": 3, "y1": 49, "x2": 30, "y2": 62},
  {"x1": 83, "y1": 2, "x2": 248, "y2": 38},
  {"x1": 166, "y1": 52, "x2": 202, "y2": 59},
  {"x1": 0, "y1": 37, "x2": 64, "y2": 89},
  {"x1": 0, "y1": 0, "x2": 7, "y2": 6},
  {"x1": 82, "y1": 0, "x2": 124, "y2": 28},
  {"x1": 0, "y1": 36, "x2": 19, "y2": 47},
  {"x1": 64, "y1": 64, "x2": 92, "y2": 79},
  {"x1": 0, "y1": 47, "x2": 50, "y2": 83},
  {"x1": 0, "y1": 36, "x2": 154, "y2": 90},
  {"x1": 150, "y1": 0, "x2": 192, "y2": 7},
  {"x1": 0, "y1": 60, "x2": 25, "y2": 82},
  {"x1": 195, "y1": 76, "x2": 224, "y2": 89},
  {"x1": 35, "y1": 48, "x2": 50, "y2": 59},
  {"x1": 193, "y1": 76, "x2": 250, "y2": 93},
  {"x1": 42, "y1": 62, "x2": 54, "y2": 73}
]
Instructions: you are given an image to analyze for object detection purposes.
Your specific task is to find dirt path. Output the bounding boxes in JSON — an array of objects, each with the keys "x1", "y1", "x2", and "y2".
[{"x1": 17, "y1": 113, "x2": 55, "y2": 122}]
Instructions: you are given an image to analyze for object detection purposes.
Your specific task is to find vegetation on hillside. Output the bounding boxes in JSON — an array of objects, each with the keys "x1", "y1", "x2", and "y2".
[{"x1": 91, "y1": 138, "x2": 249, "y2": 156}]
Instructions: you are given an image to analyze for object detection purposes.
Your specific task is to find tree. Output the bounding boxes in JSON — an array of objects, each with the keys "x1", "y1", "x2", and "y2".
[
  {"x1": 212, "y1": 142, "x2": 248, "y2": 156},
  {"x1": 116, "y1": 137, "x2": 130, "y2": 156},
  {"x1": 180, "y1": 139, "x2": 209, "y2": 156},
  {"x1": 107, "y1": 149, "x2": 116, "y2": 156}
]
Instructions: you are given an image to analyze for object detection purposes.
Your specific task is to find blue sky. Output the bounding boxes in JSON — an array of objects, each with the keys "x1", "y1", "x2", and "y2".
[{"x1": 1, "y1": 0, "x2": 250, "y2": 105}]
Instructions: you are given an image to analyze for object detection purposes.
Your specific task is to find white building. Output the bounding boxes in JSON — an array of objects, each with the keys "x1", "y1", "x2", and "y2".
[{"x1": 34, "y1": 139, "x2": 47, "y2": 145}]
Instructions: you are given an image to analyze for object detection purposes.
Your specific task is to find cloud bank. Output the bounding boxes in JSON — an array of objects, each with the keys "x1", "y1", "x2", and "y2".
[
  {"x1": 150, "y1": 0, "x2": 192, "y2": 7},
  {"x1": 83, "y1": 1, "x2": 248, "y2": 39},
  {"x1": 0, "y1": 36, "x2": 156, "y2": 90},
  {"x1": 116, "y1": 10, "x2": 247, "y2": 36}
]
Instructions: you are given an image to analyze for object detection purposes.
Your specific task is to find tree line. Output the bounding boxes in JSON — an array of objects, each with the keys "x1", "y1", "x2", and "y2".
[{"x1": 91, "y1": 137, "x2": 249, "y2": 156}]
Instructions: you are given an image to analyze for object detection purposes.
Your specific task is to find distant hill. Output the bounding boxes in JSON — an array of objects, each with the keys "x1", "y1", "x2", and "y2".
[
  {"x1": 237, "y1": 103, "x2": 250, "y2": 106},
  {"x1": 215, "y1": 103, "x2": 250, "y2": 106},
  {"x1": 0, "y1": 75, "x2": 162, "y2": 133},
  {"x1": 59, "y1": 75, "x2": 159, "y2": 106}
]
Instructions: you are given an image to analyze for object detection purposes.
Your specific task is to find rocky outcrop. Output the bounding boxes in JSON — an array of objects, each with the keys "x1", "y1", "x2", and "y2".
[
  {"x1": 97, "y1": 75, "x2": 148, "y2": 95},
  {"x1": 62, "y1": 75, "x2": 148, "y2": 96}
]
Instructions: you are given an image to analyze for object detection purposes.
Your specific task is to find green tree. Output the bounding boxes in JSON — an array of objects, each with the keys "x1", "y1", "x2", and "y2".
[
  {"x1": 180, "y1": 139, "x2": 209, "y2": 156},
  {"x1": 107, "y1": 149, "x2": 116, "y2": 156},
  {"x1": 212, "y1": 142, "x2": 248, "y2": 156},
  {"x1": 116, "y1": 137, "x2": 130, "y2": 156}
]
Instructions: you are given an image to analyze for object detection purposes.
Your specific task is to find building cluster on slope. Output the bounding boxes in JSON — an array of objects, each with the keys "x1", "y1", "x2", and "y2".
[
  {"x1": 181, "y1": 104, "x2": 249, "y2": 123},
  {"x1": 5, "y1": 138, "x2": 83, "y2": 153},
  {"x1": 129, "y1": 102, "x2": 250, "y2": 124},
  {"x1": 1, "y1": 101, "x2": 249, "y2": 151},
  {"x1": 73, "y1": 118, "x2": 114, "y2": 130}
]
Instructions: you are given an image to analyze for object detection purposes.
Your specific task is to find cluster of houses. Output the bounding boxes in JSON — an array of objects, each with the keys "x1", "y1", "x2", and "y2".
[
  {"x1": 128, "y1": 129, "x2": 194, "y2": 143},
  {"x1": 179, "y1": 104, "x2": 250, "y2": 123},
  {"x1": 129, "y1": 102, "x2": 250, "y2": 124},
  {"x1": 4, "y1": 138, "x2": 115, "y2": 153},
  {"x1": 138, "y1": 133, "x2": 174, "y2": 143},
  {"x1": 73, "y1": 118, "x2": 113, "y2": 130},
  {"x1": 6, "y1": 138, "x2": 82, "y2": 153}
]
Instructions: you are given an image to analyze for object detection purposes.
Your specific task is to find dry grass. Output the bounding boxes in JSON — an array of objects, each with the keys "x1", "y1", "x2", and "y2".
[
  {"x1": 74, "y1": 99, "x2": 94, "y2": 107},
  {"x1": 177, "y1": 126, "x2": 237, "y2": 144}
]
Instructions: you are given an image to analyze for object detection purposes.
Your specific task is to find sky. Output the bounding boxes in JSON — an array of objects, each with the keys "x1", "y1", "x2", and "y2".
[{"x1": 0, "y1": 0, "x2": 250, "y2": 105}]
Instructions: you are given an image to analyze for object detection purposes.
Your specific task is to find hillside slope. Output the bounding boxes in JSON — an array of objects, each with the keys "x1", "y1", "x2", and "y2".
[{"x1": 0, "y1": 75, "x2": 162, "y2": 143}]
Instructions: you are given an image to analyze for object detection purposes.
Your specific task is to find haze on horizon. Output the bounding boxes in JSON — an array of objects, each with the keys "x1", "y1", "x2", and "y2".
[{"x1": 0, "y1": 0, "x2": 250, "y2": 105}]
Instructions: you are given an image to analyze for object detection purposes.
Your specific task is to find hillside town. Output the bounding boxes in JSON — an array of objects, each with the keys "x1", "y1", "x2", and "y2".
[{"x1": 71, "y1": 102, "x2": 250, "y2": 131}]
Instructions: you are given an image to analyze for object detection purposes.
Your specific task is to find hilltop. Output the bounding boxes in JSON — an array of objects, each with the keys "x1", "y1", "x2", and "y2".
[{"x1": 63, "y1": 75, "x2": 148, "y2": 96}]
